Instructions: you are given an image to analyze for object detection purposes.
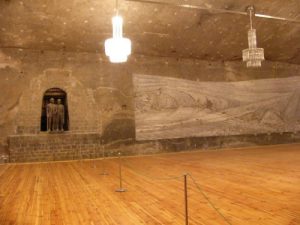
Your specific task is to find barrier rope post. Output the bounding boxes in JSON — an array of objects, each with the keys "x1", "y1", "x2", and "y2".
[
  {"x1": 115, "y1": 152, "x2": 126, "y2": 192},
  {"x1": 184, "y1": 173, "x2": 189, "y2": 225},
  {"x1": 92, "y1": 150, "x2": 96, "y2": 168},
  {"x1": 79, "y1": 147, "x2": 83, "y2": 163},
  {"x1": 92, "y1": 143, "x2": 97, "y2": 169},
  {"x1": 100, "y1": 140, "x2": 108, "y2": 175}
]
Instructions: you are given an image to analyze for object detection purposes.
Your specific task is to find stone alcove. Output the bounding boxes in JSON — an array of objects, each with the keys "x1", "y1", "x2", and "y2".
[
  {"x1": 8, "y1": 69, "x2": 102, "y2": 162},
  {"x1": 15, "y1": 69, "x2": 100, "y2": 134},
  {"x1": 40, "y1": 88, "x2": 69, "y2": 131}
]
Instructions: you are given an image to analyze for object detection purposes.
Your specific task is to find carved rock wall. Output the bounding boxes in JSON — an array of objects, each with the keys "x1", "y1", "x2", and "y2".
[
  {"x1": 9, "y1": 133, "x2": 101, "y2": 162},
  {"x1": 1, "y1": 48, "x2": 300, "y2": 161},
  {"x1": 16, "y1": 69, "x2": 100, "y2": 134},
  {"x1": 133, "y1": 74, "x2": 300, "y2": 140}
]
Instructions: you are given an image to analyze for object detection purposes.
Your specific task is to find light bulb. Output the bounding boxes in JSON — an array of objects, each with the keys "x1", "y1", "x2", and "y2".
[
  {"x1": 105, "y1": 15, "x2": 131, "y2": 63},
  {"x1": 242, "y1": 6, "x2": 264, "y2": 68}
]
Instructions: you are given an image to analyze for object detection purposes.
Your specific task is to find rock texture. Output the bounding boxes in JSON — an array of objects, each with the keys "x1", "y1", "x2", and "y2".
[
  {"x1": 1, "y1": 47, "x2": 300, "y2": 161},
  {"x1": 8, "y1": 133, "x2": 101, "y2": 162},
  {"x1": 16, "y1": 69, "x2": 100, "y2": 134},
  {"x1": 1, "y1": 0, "x2": 299, "y2": 162},
  {"x1": 0, "y1": 0, "x2": 300, "y2": 64},
  {"x1": 134, "y1": 74, "x2": 300, "y2": 140}
]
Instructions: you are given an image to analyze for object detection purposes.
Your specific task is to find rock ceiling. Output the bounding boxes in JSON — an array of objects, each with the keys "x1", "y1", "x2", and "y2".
[{"x1": 0, "y1": 0, "x2": 300, "y2": 64}]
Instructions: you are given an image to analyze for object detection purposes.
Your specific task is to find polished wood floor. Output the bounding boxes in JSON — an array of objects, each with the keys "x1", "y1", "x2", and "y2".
[{"x1": 0, "y1": 144, "x2": 300, "y2": 225}]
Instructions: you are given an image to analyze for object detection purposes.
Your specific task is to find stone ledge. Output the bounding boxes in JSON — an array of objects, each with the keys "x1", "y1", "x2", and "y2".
[{"x1": 8, "y1": 132, "x2": 101, "y2": 163}]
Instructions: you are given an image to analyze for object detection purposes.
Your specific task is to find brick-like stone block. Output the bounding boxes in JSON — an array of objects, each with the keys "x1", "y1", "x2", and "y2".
[{"x1": 8, "y1": 132, "x2": 101, "y2": 163}]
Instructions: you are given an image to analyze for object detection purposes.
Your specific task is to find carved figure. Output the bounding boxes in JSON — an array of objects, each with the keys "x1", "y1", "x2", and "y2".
[
  {"x1": 56, "y1": 99, "x2": 65, "y2": 131},
  {"x1": 46, "y1": 98, "x2": 57, "y2": 131}
]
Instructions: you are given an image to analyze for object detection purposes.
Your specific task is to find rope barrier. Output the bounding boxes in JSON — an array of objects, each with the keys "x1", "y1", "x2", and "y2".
[
  {"x1": 122, "y1": 158, "x2": 184, "y2": 181},
  {"x1": 119, "y1": 158, "x2": 233, "y2": 225},
  {"x1": 188, "y1": 173, "x2": 233, "y2": 225},
  {"x1": 93, "y1": 140, "x2": 234, "y2": 225}
]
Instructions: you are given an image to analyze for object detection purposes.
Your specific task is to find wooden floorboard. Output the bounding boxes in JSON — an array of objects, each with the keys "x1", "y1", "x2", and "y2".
[{"x1": 0, "y1": 144, "x2": 300, "y2": 225}]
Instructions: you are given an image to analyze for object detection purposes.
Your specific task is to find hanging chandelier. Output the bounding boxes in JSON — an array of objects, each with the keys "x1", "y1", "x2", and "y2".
[
  {"x1": 242, "y1": 6, "x2": 264, "y2": 68},
  {"x1": 105, "y1": 0, "x2": 131, "y2": 63}
]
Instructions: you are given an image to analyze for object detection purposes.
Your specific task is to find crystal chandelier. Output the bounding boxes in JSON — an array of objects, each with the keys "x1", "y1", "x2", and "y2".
[
  {"x1": 105, "y1": 0, "x2": 131, "y2": 63},
  {"x1": 242, "y1": 6, "x2": 264, "y2": 68}
]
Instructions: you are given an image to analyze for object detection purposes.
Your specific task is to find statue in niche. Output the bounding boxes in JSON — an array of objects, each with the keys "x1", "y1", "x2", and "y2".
[
  {"x1": 46, "y1": 98, "x2": 57, "y2": 132},
  {"x1": 41, "y1": 88, "x2": 69, "y2": 132},
  {"x1": 55, "y1": 99, "x2": 65, "y2": 131}
]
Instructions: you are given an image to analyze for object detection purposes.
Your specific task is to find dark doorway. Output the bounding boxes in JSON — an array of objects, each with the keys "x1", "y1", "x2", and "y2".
[{"x1": 41, "y1": 88, "x2": 69, "y2": 131}]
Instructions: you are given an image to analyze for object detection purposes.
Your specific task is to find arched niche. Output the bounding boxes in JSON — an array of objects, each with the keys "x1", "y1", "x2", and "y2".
[{"x1": 40, "y1": 88, "x2": 69, "y2": 131}]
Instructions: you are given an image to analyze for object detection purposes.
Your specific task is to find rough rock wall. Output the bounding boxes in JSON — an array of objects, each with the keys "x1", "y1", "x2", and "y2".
[
  {"x1": 1, "y1": 48, "x2": 300, "y2": 157},
  {"x1": 133, "y1": 75, "x2": 300, "y2": 140},
  {"x1": 16, "y1": 68, "x2": 100, "y2": 134}
]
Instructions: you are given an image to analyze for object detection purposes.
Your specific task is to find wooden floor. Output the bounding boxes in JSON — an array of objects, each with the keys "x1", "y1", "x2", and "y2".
[{"x1": 0, "y1": 144, "x2": 300, "y2": 225}]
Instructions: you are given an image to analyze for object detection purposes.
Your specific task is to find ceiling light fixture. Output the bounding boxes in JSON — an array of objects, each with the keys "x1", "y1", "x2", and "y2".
[
  {"x1": 105, "y1": 0, "x2": 131, "y2": 63},
  {"x1": 242, "y1": 6, "x2": 264, "y2": 68}
]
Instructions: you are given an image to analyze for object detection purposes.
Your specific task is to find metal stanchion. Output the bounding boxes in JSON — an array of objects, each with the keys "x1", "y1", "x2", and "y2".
[
  {"x1": 100, "y1": 141, "x2": 108, "y2": 175},
  {"x1": 184, "y1": 174, "x2": 189, "y2": 225},
  {"x1": 92, "y1": 146, "x2": 97, "y2": 169},
  {"x1": 115, "y1": 152, "x2": 126, "y2": 192},
  {"x1": 79, "y1": 148, "x2": 83, "y2": 163}
]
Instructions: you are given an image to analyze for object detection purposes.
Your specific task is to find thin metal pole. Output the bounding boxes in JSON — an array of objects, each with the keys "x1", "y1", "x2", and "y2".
[
  {"x1": 115, "y1": 152, "x2": 126, "y2": 192},
  {"x1": 100, "y1": 140, "x2": 108, "y2": 175},
  {"x1": 119, "y1": 153, "x2": 122, "y2": 188},
  {"x1": 92, "y1": 147, "x2": 96, "y2": 168},
  {"x1": 184, "y1": 174, "x2": 189, "y2": 225},
  {"x1": 116, "y1": 0, "x2": 119, "y2": 15},
  {"x1": 92, "y1": 142, "x2": 97, "y2": 169},
  {"x1": 79, "y1": 148, "x2": 83, "y2": 163}
]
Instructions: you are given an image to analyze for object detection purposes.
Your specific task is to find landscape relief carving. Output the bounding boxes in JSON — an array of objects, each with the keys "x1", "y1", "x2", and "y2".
[{"x1": 134, "y1": 74, "x2": 300, "y2": 140}]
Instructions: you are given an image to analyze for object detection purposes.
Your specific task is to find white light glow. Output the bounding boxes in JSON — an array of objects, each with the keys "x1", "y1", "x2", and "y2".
[
  {"x1": 242, "y1": 6, "x2": 264, "y2": 68},
  {"x1": 243, "y1": 29, "x2": 264, "y2": 67},
  {"x1": 105, "y1": 16, "x2": 131, "y2": 63}
]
